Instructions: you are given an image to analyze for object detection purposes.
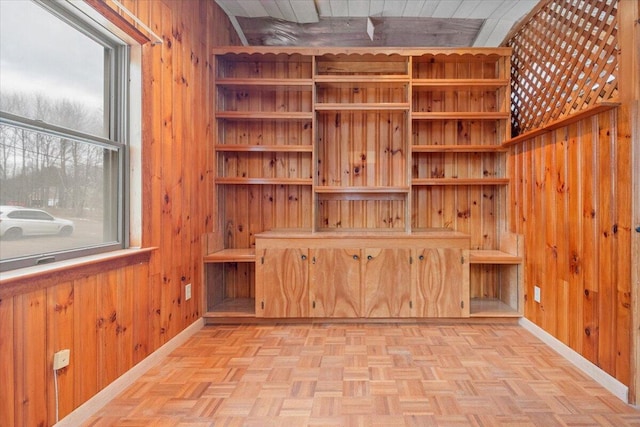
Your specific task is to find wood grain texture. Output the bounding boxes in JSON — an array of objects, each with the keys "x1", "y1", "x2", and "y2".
[
  {"x1": 2, "y1": 1, "x2": 240, "y2": 424},
  {"x1": 257, "y1": 248, "x2": 309, "y2": 317},
  {"x1": 414, "y1": 248, "x2": 466, "y2": 317},
  {"x1": 309, "y1": 249, "x2": 362, "y2": 318},
  {"x1": 85, "y1": 323, "x2": 640, "y2": 426},
  {"x1": 363, "y1": 248, "x2": 412, "y2": 318},
  {"x1": 508, "y1": 108, "x2": 632, "y2": 386}
]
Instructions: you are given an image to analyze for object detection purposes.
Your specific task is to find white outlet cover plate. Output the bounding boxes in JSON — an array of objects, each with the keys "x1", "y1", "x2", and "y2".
[
  {"x1": 534, "y1": 286, "x2": 541, "y2": 303},
  {"x1": 53, "y1": 349, "x2": 71, "y2": 370}
]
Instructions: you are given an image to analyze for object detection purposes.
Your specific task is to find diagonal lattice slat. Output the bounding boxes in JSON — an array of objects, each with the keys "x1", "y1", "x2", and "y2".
[{"x1": 507, "y1": 0, "x2": 618, "y2": 135}]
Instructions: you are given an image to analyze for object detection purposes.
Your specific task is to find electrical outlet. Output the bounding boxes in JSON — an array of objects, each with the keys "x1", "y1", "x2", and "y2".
[
  {"x1": 53, "y1": 349, "x2": 70, "y2": 370},
  {"x1": 534, "y1": 286, "x2": 541, "y2": 303},
  {"x1": 185, "y1": 283, "x2": 192, "y2": 301}
]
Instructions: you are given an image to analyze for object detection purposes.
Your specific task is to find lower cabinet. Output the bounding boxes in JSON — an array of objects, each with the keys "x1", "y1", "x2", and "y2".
[
  {"x1": 255, "y1": 231, "x2": 470, "y2": 319},
  {"x1": 362, "y1": 248, "x2": 412, "y2": 317},
  {"x1": 414, "y1": 248, "x2": 469, "y2": 317},
  {"x1": 256, "y1": 248, "x2": 309, "y2": 317},
  {"x1": 309, "y1": 248, "x2": 361, "y2": 317}
]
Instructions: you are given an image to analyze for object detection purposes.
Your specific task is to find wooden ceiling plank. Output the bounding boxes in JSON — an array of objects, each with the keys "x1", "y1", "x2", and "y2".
[
  {"x1": 452, "y1": 1, "x2": 483, "y2": 19},
  {"x1": 288, "y1": 0, "x2": 319, "y2": 23},
  {"x1": 432, "y1": 0, "x2": 463, "y2": 18},
  {"x1": 368, "y1": 0, "x2": 386, "y2": 17},
  {"x1": 381, "y1": 0, "x2": 407, "y2": 17},
  {"x1": 347, "y1": 0, "x2": 371, "y2": 17},
  {"x1": 237, "y1": 0, "x2": 269, "y2": 18},
  {"x1": 418, "y1": 0, "x2": 439, "y2": 17},
  {"x1": 329, "y1": 0, "x2": 350, "y2": 17},
  {"x1": 467, "y1": 0, "x2": 505, "y2": 19},
  {"x1": 402, "y1": 0, "x2": 427, "y2": 17},
  {"x1": 473, "y1": 18, "x2": 514, "y2": 47},
  {"x1": 274, "y1": 0, "x2": 299, "y2": 22},
  {"x1": 215, "y1": 0, "x2": 247, "y2": 16},
  {"x1": 501, "y1": 0, "x2": 540, "y2": 20},
  {"x1": 261, "y1": 0, "x2": 286, "y2": 20}
]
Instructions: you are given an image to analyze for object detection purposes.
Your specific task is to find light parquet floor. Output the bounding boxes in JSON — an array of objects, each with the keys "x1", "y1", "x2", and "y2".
[{"x1": 85, "y1": 323, "x2": 640, "y2": 426}]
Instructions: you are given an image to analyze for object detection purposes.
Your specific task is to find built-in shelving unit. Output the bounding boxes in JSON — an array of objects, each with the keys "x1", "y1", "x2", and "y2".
[{"x1": 205, "y1": 48, "x2": 522, "y2": 319}]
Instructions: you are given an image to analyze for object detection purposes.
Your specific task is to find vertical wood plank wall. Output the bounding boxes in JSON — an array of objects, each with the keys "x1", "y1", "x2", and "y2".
[
  {"x1": 509, "y1": 108, "x2": 632, "y2": 385},
  {"x1": 0, "y1": 1, "x2": 239, "y2": 425}
]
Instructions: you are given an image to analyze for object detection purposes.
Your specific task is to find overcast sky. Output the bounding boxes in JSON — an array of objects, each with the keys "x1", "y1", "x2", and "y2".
[{"x1": 0, "y1": 0, "x2": 105, "y2": 111}]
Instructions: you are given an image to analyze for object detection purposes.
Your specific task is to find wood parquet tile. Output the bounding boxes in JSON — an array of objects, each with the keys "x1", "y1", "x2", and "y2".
[{"x1": 85, "y1": 323, "x2": 640, "y2": 427}]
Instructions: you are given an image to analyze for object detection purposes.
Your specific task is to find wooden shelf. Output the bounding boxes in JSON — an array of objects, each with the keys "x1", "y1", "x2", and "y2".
[
  {"x1": 215, "y1": 144, "x2": 313, "y2": 152},
  {"x1": 469, "y1": 249, "x2": 522, "y2": 264},
  {"x1": 216, "y1": 111, "x2": 313, "y2": 120},
  {"x1": 412, "y1": 78, "x2": 509, "y2": 90},
  {"x1": 412, "y1": 112, "x2": 509, "y2": 120},
  {"x1": 412, "y1": 144, "x2": 508, "y2": 153},
  {"x1": 316, "y1": 103, "x2": 410, "y2": 111},
  {"x1": 216, "y1": 177, "x2": 313, "y2": 185},
  {"x1": 315, "y1": 186, "x2": 409, "y2": 201},
  {"x1": 315, "y1": 186, "x2": 410, "y2": 193},
  {"x1": 412, "y1": 178, "x2": 510, "y2": 186},
  {"x1": 204, "y1": 298, "x2": 255, "y2": 317},
  {"x1": 216, "y1": 78, "x2": 312, "y2": 89},
  {"x1": 469, "y1": 298, "x2": 520, "y2": 318},
  {"x1": 315, "y1": 75, "x2": 409, "y2": 84},
  {"x1": 204, "y1": 248, "x2": 256, "y2": 263}
]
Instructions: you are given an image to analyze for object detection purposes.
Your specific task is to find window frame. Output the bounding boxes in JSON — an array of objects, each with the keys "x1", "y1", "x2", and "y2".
[{"x1": 0, "y1": 0, "x2": 131, "y2": 272}]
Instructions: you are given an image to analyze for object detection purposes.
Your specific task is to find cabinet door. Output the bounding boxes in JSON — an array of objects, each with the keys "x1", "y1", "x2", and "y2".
[
  {"x1": 363, "y1": 248, "x2": 411, "y2": 317},
  {"x1": 256, "y1": 248, "x2": 309, "y2": 317},
  {"x1": 309, "y1": 248, "x2": 361, "y2": 317},
  {"x1": 414, "y1": 248, "x2": 469, "y2": 317}
]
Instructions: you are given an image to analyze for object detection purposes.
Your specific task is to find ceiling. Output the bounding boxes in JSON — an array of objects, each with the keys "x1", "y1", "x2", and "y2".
[{"x1": 214, "y1": 0, "x2": 540, "y2": 47}]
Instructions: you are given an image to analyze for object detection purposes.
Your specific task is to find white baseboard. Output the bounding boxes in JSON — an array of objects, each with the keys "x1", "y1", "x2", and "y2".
[
  {"x1": 519, "y1": 317, "x2": 628, "y2": 403},
  {"x1": 55, "y1": 318, "x2": 205, "y2": 426}
]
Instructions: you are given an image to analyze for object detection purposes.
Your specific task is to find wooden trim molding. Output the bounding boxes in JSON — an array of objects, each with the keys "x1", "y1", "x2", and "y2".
[
  {"x1": 83, "y1": 0, "x2": 151, "y2": 45},
  {"x1": 502, "y1": 101, "x2": 621, "y2": 147},
  {"x1": 0, "y1": 247, "x2": 156, "y2": 299}
]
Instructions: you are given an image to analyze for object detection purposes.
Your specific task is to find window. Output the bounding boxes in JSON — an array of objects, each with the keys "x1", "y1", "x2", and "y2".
[{"x1": 0, "y1": 0, "x2": 130, "y2": 271}]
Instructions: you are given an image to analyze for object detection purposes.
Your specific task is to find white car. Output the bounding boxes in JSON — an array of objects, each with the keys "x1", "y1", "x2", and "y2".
[{"x1": 0, "y1": 206, "x2": 74, "y2": 239}]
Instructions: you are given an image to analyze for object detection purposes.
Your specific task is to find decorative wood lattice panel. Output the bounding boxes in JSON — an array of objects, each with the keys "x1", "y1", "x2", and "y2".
[{"x1": 507, "y1": 0, "x2": 618, "y2": 134}]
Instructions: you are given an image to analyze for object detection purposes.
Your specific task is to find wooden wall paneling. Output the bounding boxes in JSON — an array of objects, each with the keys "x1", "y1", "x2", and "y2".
[
  {"x1": 46, "y1": 281, "x2": 74, "y2": 423},
  {"x1": 0, "y1": 297, "x2": 14, "y2": 427},
  {"x1": 530, "y1": 135, "x2": 545, "y2": 325},
  {"x1": 119, "y1": 265, "x2": 135, "y2": 374},
  {"x1": 597, "y1": 110, "x2": 616, "y2": 376},
  {"x1": 3, "y1": 0, "x2": 237, "y2": 422},
  {"x1": 566, "y1": 120, "x2": 584, "y2": 354},
  {"x1": 158, "y1": 0, "x2": 175, "y2": 347},
  {"x1": 132, "y1": 262, "x2": 151, "y2": 365},
  {"x1": 73, "y1": 275, "x2": 98, "y2": 408},
  {"x1": 554, "y1": 127, "x2": 569, "y2": 344},
  {"x1": 543, "y1": 130, "x2": 559, "y2": 335},
  {"x1": 509, "y1": 106, "x2": 633, "y2": 385},
  {"x1": 618, "y1": 0, "x2": 640, "y2": 398},
  {"x1": 615, "y1": 104, "x2": 632, "y2": 386},
  {"x1": 581, "y1": 115, "x2": 599, "y2": 363},
  {"x1": 14, "y1": 290, "x2": 47, "y2": 427},
  {"x1": 520, "y1": 141, "x2": 533, "y2": 316},
  {"x1": 97, "y1": 270, "x2": 119, "y2": 389}
]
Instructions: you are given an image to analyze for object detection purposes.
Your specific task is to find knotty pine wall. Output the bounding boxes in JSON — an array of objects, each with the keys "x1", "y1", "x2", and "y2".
[
  {"x1": 0, "y1": 1, "x2": 239, "y2": 425},
  {"x1": 508, "y1": 108, "x2": 632, "y2": 385},
  {"x1": 506, "y1": 0, "x2": 638, "y2": 394}
]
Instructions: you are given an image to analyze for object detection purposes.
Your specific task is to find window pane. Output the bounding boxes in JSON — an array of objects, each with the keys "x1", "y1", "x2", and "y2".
[
  {"x1": 0, "y1": 1, "x2": 107, "y2": 137},
  {"x1": 0, "y1": 124, "x2": 118, "y2": 262}
]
